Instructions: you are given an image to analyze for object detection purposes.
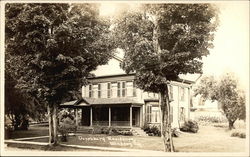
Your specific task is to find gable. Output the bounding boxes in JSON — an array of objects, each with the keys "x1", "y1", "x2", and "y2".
[{"x1": 91, "y1": 57, "x2": 126, "y2": 77}]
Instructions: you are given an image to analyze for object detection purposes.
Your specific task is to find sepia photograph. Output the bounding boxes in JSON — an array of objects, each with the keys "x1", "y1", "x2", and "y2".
[{"x1": 0, "y1": 0, "x2": 249, "y2": 156}]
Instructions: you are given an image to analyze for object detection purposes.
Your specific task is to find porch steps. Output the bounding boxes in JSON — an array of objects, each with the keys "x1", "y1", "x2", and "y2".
[{"x1": 132, "y1": 127, "x2": 148, "y2": 136}]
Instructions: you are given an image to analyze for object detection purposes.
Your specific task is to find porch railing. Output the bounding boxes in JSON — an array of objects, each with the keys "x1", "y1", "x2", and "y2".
[
  {"x1": 92, "y1": 121, "x2": 130, "y2": 126},
  {"x1": 92, "y1": 121, "x2": 109, "y2": 126},
  {"x1": 111, "y1": 121, "x2": 130, "y2": 126}
]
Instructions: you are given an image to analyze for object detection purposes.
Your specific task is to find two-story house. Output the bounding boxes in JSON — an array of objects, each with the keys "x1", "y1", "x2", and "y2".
[{"x1": 60, "y1": 54, "x2": 194, "y2": 130}]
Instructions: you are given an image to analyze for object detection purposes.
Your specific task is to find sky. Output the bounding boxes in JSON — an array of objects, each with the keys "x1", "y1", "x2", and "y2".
[{"x1": 98, "y1": 2, "x2": 249, "y2": 88}]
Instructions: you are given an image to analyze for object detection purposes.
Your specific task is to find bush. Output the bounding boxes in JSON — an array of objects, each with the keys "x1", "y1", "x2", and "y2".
[
  {"x1": 5, "y1": 124, "x2": 14, "y2": 139},
  {"x1": 172, "y1": 128, "x2": 180, "y2": 137},
  {"x1": 196, "y1": 115, "x2": 228, "y2": 124},
  {"x1": 58, "y1": 110, "x2": 76, "y2": 142},
  {"x1": 108, "y1": 128, "x2": 133, "y2": 136},
  {"x1": 180, "y1": 120, "x2": 199, "y2": 133},
  {"x1": 143, "y1": 124, "x2": 161, "y2": 136},
  {"x1": 231, "y1": 131, "x2": 246, "y2": 138}
]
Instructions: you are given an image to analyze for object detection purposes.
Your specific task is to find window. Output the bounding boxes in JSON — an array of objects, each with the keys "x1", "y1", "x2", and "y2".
[
  {"x1": 98, "y1": 84, "x2": 101, "y2": 98},
  {"x1": 133, "y1": 81, "x2": 137, "y2": 97},
  {"x1": 89, "y1": 84, "x2": 93, "y2": 98},
  {"x1": 170, "y1": 106, "x2": 173, "y2": 123},
  {"x1": 117, "y1": 82, "x2": 121, "y2": 97},
  {"x1": 107, "y1": 83, "x2": 111, "y2": 98},
  {"x1": 147, "y1": 105, "x2": 152, "y2": 122},
  {"x1": 122, "y1": 82, "x2": 126, "y2": 97},
  {"x1": 147, "y1": 105, "x2": 160, "y2": 123},
  {"x1": 180, "y1": 87, "x2": 185, "y2": 101},
  {"x1": 180, "y1": 107, "x2": 185, "y2": 121},
  {"x1": 152, "y1": 107, "x2": 160, "y2": 123},
  {"x1": 169, "y1": 85, "x2": 173, "y2": 100},
  {"x1": 117, "y1": 81, "x2": 126, "y2": 97}
]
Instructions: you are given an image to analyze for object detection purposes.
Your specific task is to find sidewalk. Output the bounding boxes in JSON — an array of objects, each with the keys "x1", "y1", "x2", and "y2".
[{"x1": 4, "y1": 137, "x2": 165, "y2": 153}]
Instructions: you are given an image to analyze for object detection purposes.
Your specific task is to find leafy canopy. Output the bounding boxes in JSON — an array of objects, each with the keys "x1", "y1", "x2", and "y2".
[
  {"x1": 5, "y1": 3, "x2": 115, "y2": 106},
  {"x1": 114, "y1": 4, "x2": 218, "y2": 92},
  {"x1": 194, "y1": 73, "x2": 246, "y2": 121}
]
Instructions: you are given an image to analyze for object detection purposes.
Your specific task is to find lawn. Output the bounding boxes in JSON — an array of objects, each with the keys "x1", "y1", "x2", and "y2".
[{"x1": 5, "y1": 124, "x2": 246, "y2": 152}]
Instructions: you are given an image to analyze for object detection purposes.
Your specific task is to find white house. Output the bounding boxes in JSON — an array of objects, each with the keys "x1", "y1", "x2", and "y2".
[{"x1": 60, "y1": 54, "x2": 194, "y2": 131}]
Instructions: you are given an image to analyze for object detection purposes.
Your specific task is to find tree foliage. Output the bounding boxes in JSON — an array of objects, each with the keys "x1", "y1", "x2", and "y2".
[
  {"x1": 194, "y1": 73, "x2": 246, "y2": 129},
  {"x1": 113, "y1": 3, "x2": 218, "y2": 151},
  {"x1": 6, "y1": 3, "x2": 114, "y2": 105},
  {"x1": 5, "y1": 3, "x2": 115, "y2": 144},
  {"x1": 114, "y1": 4, "x2": 219, "y2": 92}
]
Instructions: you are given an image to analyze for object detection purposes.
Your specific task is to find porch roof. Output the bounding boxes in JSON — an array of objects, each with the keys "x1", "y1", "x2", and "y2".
[
  {"x1": 83, "y1": 97, "x2": 143, "y2": 105},
  {"x1": 60, "y1": 97, "x2": 143, "y2": 107}
]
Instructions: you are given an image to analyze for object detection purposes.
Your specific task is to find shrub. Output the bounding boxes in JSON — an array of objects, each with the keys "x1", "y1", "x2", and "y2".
[
  {"x1": 143, "y1": 124, "x2": 161, "y2": 136},
  {"x1": 180, "y1": 120, "x2": 199, "y2": 133},
  {"x1": 231, "y1": 131, "x2": 246, "y2": 138},
  {"x1": 108, "y1": 128, "x2": 133, "y2": 136},
  {"x1": 172, "y1": 128, "x2": 180, "y2": 137},
  {"x1": 58, "y1": 110, "x2": 76, "y2": 142},
  {"x1": 196, "y1": 115, "x2": 228, "y2": 124}
]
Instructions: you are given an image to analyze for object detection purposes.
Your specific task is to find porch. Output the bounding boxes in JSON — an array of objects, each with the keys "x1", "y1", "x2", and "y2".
[{"x1": 78, "y1": 105, "x2": 141, "y2": 128}]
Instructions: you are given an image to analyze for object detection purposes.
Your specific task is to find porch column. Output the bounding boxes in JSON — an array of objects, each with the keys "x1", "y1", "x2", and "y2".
[
  {"x1": 109, "y1": 107, "x2": 111, "y2": 127},
  {"x1": 90, "y1": 107, "x2": 93, "y2": 127},
  {"x1": 75, "y1": 108, "x2": 78, "y2": 127},
  {"x1": 130, "y1": 105, "x2": 132, "y2": 127}
]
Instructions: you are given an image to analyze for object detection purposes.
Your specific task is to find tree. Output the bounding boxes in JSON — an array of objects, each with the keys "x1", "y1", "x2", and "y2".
[
  {"x1": 5, "y1": 71, "x2": 46, "y2": 130},
  {"x1": 194, "y1": 73, "x2": 246, "y2": 129},
  {"x1": 113, "y1": 4, "x2": 218, "y2": 151},
  {"x1": 5, "y1": 3, "x2": 114, "y2": 145}
]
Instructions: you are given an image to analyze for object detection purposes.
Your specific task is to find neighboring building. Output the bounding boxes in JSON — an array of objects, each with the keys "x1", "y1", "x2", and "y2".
[{"x1": 60, "y1": 55, "x2": 194, "y2": 130}]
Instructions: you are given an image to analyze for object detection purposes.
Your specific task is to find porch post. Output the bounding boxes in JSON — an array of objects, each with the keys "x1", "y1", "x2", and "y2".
[
  {"x1": 109, "y1": 107, "x2": 111, "y2": 127},
  {"x1": 75, "y1": 108, "x2": 78, "y2": 127},
  {"x1": 90, "y1": 107, "x2": 93, "y2": 127},
  {"x1": 130, "y1": 105, "x2": 132, "y2": 127}
]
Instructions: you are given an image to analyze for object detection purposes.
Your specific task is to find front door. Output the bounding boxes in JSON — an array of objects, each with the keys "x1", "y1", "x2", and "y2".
[
  {"x1": 81, "y1": 107, "x2": 90, "y2": 126},
  {"x1": 132, "y1": 107, "x2": 140, "y2": 127}
]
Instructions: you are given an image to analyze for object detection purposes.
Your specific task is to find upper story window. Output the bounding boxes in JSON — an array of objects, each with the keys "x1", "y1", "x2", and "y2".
[
  {"x1": 133, "y1": 81, "x2": 137, "y2": 97},
  {"x1": 89, "y1": 84, "x2": 93, "y2": 98},
  {"x1": 107, "y1": 82, "x2": 111, "y2": 98},
  {"x1": 117, "y1": 81, "x2": 126, "y2": 97},
  {"x1": 169, "y1": 85, "x2": 173, "y2": 100},
  {"x1": 180, "y1": 87, "x2": 185, "y2": 101},
  {"x1": 122, "y1": 82, "x2": 126, "y2": 97},
  {"x1": 117, "y1": 82, "x2": 121, "y2": 97},
  {"x1": 98, "y1": 83, "x2": 101, "y2": 98}
]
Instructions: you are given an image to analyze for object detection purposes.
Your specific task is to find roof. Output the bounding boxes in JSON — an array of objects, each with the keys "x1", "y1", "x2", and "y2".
[
  {"x1": 88, "y1": 73, "x2": 195, "y2": 84},
  {"x1": 60, "y1": 97, "x2": 144, "y2": 107}
]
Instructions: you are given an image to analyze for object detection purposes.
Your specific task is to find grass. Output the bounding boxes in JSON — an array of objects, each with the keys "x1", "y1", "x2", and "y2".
[
  {"x1": 6, "y1": 126, "x2": 49, "y2": 139},
  {"x1": 5, "y1": 124, "x2": 246, "y2": 152}
]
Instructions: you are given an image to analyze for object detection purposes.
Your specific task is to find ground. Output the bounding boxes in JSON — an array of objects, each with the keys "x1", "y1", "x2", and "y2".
[{"x1": 5, "y1": 122, "x2": 246, "y2": 152}]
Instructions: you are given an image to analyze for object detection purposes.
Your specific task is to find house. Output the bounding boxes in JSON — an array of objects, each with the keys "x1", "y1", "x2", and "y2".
[{"x1": 60, "y1": 53, "x2": 194, "y2": 131}]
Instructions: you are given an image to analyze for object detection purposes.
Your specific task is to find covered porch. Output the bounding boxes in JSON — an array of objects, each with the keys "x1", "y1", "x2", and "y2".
[
  {"x1": 79, "y1": 105, "x2": 141, "y2": 128},
  {"x1": 60, "y1": 98, "x2": 143, "y2": 128}
]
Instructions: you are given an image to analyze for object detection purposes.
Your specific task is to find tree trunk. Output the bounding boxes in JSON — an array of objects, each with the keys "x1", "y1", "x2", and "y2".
[
  {"x1": 228, "y1": 120, "x2": 235, "y2": 130},
  {"x1": 48, "y1": 105, "x2": 53, "y2": 145},
  {"x1": 52, "y1": 104, "x2": 58, "y2": 145},
  {"x1": 152, "y1": 14, "x2": 174, "y2": 152},
  {"x1": 48, "y1": 104, "x2": 58, "y2": 145},
  {"x1": 160, "y1": 89, "x2": 175, "y2": 152}
]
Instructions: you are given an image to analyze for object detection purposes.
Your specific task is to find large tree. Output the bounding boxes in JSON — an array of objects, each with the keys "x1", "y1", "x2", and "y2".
[
  {"x1": 194, "y1": 74, "x2": 246, "y2": 130},
  {"x1": 5, "y1": 3, "x2": 114, "y2": 145},
  {"x1": 113, "y1": 4, "x2": 218, "y2": 151}
]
